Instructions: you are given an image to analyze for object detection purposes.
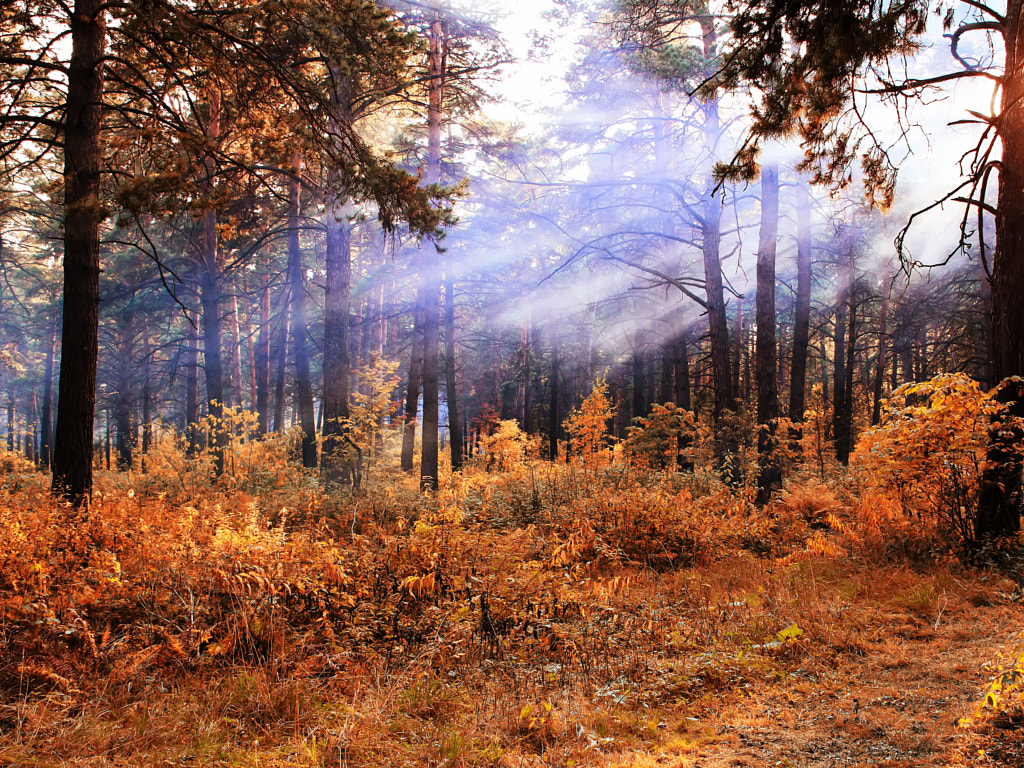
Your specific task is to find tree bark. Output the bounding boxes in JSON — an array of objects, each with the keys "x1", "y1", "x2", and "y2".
[
  {"x1": 674, "y1": 331, "x2": 691, "y2": 411},
  {"x1": 871, "y1": 261, "x2": 891, "y2": 426},
  {"x1": 255, "y1": 268, "x2": 271, "y2": 435},
  {"x1": 789, "y1": 181, "x2": 812, "y2": 422},
  {"x1": 272, "y1": 286, "x2": 289, "y2": 432},
  {"x1": 199, "y1": 210, "x2": 226, "y2": 474},
  {"x1": 227, "y1": 294, "x2": 244, "y2": 409},
  {"x1": 548, "y1": 325, "x2": 560, "y2": 461},
  {"x1": 141, "y1": 322, "x2": 152, "y2": 470},
  {"x1": 632, "y1": 331, "x2": 647, "y2": 421},
  {"x1": 321, "y1": 194, "x2": 358, "y2": 489},
  {"x1": 977, "y1": 0, "x2": 1024, "y2": 539},
  {"x1": 444, "y1": 272, "x2": 463, "y2": 472},
  {"x1": 400, "y1": 291, "x2": 424, "y2": 472},
  {"x1": 755, "y1": 164, "x2": 781, "y2": 504},
  {"x1": 39, "y1": 317, "x2": 57, "y2": 470},
  {"x1": 419, "y1": 15, "x2": 445, "y2": 492},
  {"x1": 832, "y1": 223, "x2": 855, "y2": 465},
  {"x1": 185, "y1": 326, "x2": 199, "y2": 455},
  {"x1": 287, "y1": 152, "x2": 317, "y2": 469},
  {"x1": 197, "y1": 90, "x2": 226, "y2": 474},
  {"x1": 52, "y1": 0, "x2": 107, "y2": 505},
  {"x1": 114, "y1": 316, "x2": 133, "y2": 470}
]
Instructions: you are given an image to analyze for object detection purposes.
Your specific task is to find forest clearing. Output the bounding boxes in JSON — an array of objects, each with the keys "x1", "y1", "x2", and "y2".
[
  {"x1": 1, "y1": 403, "x2": 1023, "y2": 767},
  {"x1": 5, "y1": 0, "x2": 1024, "y2": 765}
]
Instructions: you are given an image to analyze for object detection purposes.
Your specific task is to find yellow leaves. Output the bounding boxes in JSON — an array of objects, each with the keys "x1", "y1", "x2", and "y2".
[
  {"x1": 400, "y1": 572, "x2": 436, "y2": 599},
  {"x1": 479, "y1": 419, "x2": 528, "y2": 472},
  {"x1": 565, "y1": 377, "x2": 616, "y2": 469}
]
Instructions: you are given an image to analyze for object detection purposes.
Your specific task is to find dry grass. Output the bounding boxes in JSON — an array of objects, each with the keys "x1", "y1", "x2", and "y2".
[{"x1": 0, "y1": 438, "x2": 1021, "y2": 767}]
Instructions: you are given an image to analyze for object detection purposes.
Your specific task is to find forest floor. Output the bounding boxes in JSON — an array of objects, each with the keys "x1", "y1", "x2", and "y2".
[
  {"x1": 1, "y1": 451, "x2": 1023, "y2": 767},
  {"x1": 627, "y1": 579, "x2": 1024, "y2": 768}
]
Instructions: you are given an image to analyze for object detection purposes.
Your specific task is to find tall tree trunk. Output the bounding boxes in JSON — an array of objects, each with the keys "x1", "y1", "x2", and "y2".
[
  {"x1": 789, "y1": 181, "x2": 813, "y2": 422},
  {"x1": 659, "y1": 339, "x2": 673, "y2": 404},
  {"x1": 699, "y1": 14, "x2": 732, "y2": 421},
  {"x1": 287, "y1": 152, "x2": 317, "y2": 468},
  {"x1": 871, "y1": 262, "x2": 891, "y2": 426},
  {"x1": 115, "y1": 316, "x2": 133, "y2": 470},
  {"x1": 731, "y1": 295, "x2": 743, "y2": 400},
  {"x1": 444, "y1": 272, "x2": 463, "y2": 472},
  {"x1": 141, "y1": 323, "x2": 152, "y2": 471},
  {"x1": 245, "y1": 285, "x2": 257, "y2": 414},
  {"x1": 198, "y1": 90, "x2": 226, "y2": 475},
  {"x1": 755, "y1": 164, "x2": 781, "y2": 504},
  {"x1": 255, "y1": 269, "x2": 271, "y2": 435},
  {"x1": 548, "y1": 325, "x2": 559, "y2": 461},
  {"x1": 401, "y1": 292, "x2": 425, "y2": 472},
  {"x1": 976, "y1": 13, "x2": 1024, "y2": 543},
  {"x1": 832, "y1": 224, "x2": 854, "y2": 465},
  {"x1": 419, "y1": 15, "x2": 445, "y2": 492},
  {"x1": 52, "y1": 0, "x2": 106, "y2": 505},
  {"x1": 6, "y1": 399, "x2": 14, "y2": 452},
  {"x1": 272, "y1": 286, "x2": 289, "y2": 432},
  {"x1": 39, "y1": 317, "x2": 57, "y2": 470},
  {"x1": 321, "y1": 194, "x2": 358, "y2": 489},
  {"x1": 674, "y1": 331, "x2": 691, "y2": 411},
  {"x1": 228, "y1": 294, "x2": 244, "y2": 409},
  {"x1": 200, "y1": 220, "x2": 226, "y2": 474},
  {"x1": 632, "y1": 331, "x2": 647, "y2": 421},
  {"x1": 185, "y1": 327, "x2": 199, "y2": 455}
]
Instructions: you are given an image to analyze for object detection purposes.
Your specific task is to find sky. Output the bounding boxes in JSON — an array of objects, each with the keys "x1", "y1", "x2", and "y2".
[{"x1": 430, "y1": 0, "x2": 1002, "y2": 354}]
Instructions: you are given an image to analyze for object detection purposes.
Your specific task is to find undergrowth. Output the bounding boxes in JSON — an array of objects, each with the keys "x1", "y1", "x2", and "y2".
[{"x1": 0, "y1": 394, "x2": 1022, "y2": 767}]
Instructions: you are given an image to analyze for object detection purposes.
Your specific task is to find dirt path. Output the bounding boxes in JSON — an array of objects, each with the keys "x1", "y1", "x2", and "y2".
[{"x1": 662, "y1": 600, "x2": 1020, "y2": 767}]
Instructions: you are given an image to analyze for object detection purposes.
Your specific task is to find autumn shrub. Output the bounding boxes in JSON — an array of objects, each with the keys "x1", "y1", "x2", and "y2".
[
  {"x1": 0, "y1": 447, "x2": 35, "y2": 475},
  {"x1": 852, "y1": 373, "x2": 1011, "y2": 556},
  {"x1": 347, "y1": 355, "x2": 402, "y2": 463},
  {"x1": 135, "y1": 416, "x2": 317, "y2": 512},
  {"x1": 962, "y1": 636, "x2": 1024, "y2": 731},
  {"x1": 479, "y1": 419, "x2": 528, "y2": 472},
  {"x1": 565, "y1": 378, "x2": 616, "y2": 469},
  {"x1": 623, "y1": 402, "x2": 698, "y2": 471}
]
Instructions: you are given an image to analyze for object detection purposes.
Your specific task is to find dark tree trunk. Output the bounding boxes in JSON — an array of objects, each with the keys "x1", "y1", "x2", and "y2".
[
  {"x1": 255, "y1": 269, "x2": 271, "y2": 436},
  {"x1": 755, "y1": 164, "x2": 781, "y2": 504},
  {"x1": 401, "y1": 291, "x2": 425, "y2": 472},
  {"x1": 198, "y1": 90, "x2": 225, "y2": 475},
  {"x1": 185, "y1": 327, "x2": 199, "y2": 455},
  {"x1": 200, "y1": 215, "x2": 226, "y2": 475},
  {"x1": 287, "y1": 152, "x2": 317, "y2": 469},
  {"x1": 632, "y1": 331, "x2": 647, "y2": 421},
  {"x1": 977, "y1": 379, "x2": 1024, "y2": 541},
  {"x1": 699, "y1": 15, "x2": 732, "y2": 420},
  {"x1": 227, "y1": 294, "x2": 244, "y2": 409},
  {"x1": 789, "y1": 181, "x2": 812, "y2": 422},
  {"x1": 977, "y1": 2, "x2": 1024, "y2": 538},
  {"x1": 419, "y1": 15, "x2": 445, "y2": 492},
  {"x1": 871, "y1": 263, "x2": 891, "y2": 426},
  {"x1": 51, "y1": 0, "x2": 106, "y2": 505},
  {"x1": 420, "y1": 255, "x2": 441, "y2": 490},
  {"x1": 704, "y1": 201, "x2": 732, "y2": 419},
  {"x1": 141, "y1": 323, "x2": 152, "y2": 471},
  {"x1": 731, "y1": 295, "x2": 743, "y2": 401},
  {"x1": 6, "y1": 399, "x2": 14, "y2": 452},
  {"x1": 549, "y1": 326, "x2": 560, "y2": 461},
  {"x1": 444, "y1": 273, "x2": 463, "y2": 472},
  {"x1": 39, "y1": 318, "x2": 57, "y2": 470},
  {"x1": 321, "y1": 195, "x2": 358, "y2": 490},
  {"x1": 272, "y1": 286, "x2": 289, "y2": 432},
  {"x1": 674, "y1": 332, "x2": 691, "y2": 411},
  {"x1": 115, "y1": 317, "x2": 133, "y2": 470},
  {"x1": 832, "y1": 225, "x2": 855, "y2": 465},
  {"x1": 659, "y1": 339, "x2": 673, "y2": 404}
]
